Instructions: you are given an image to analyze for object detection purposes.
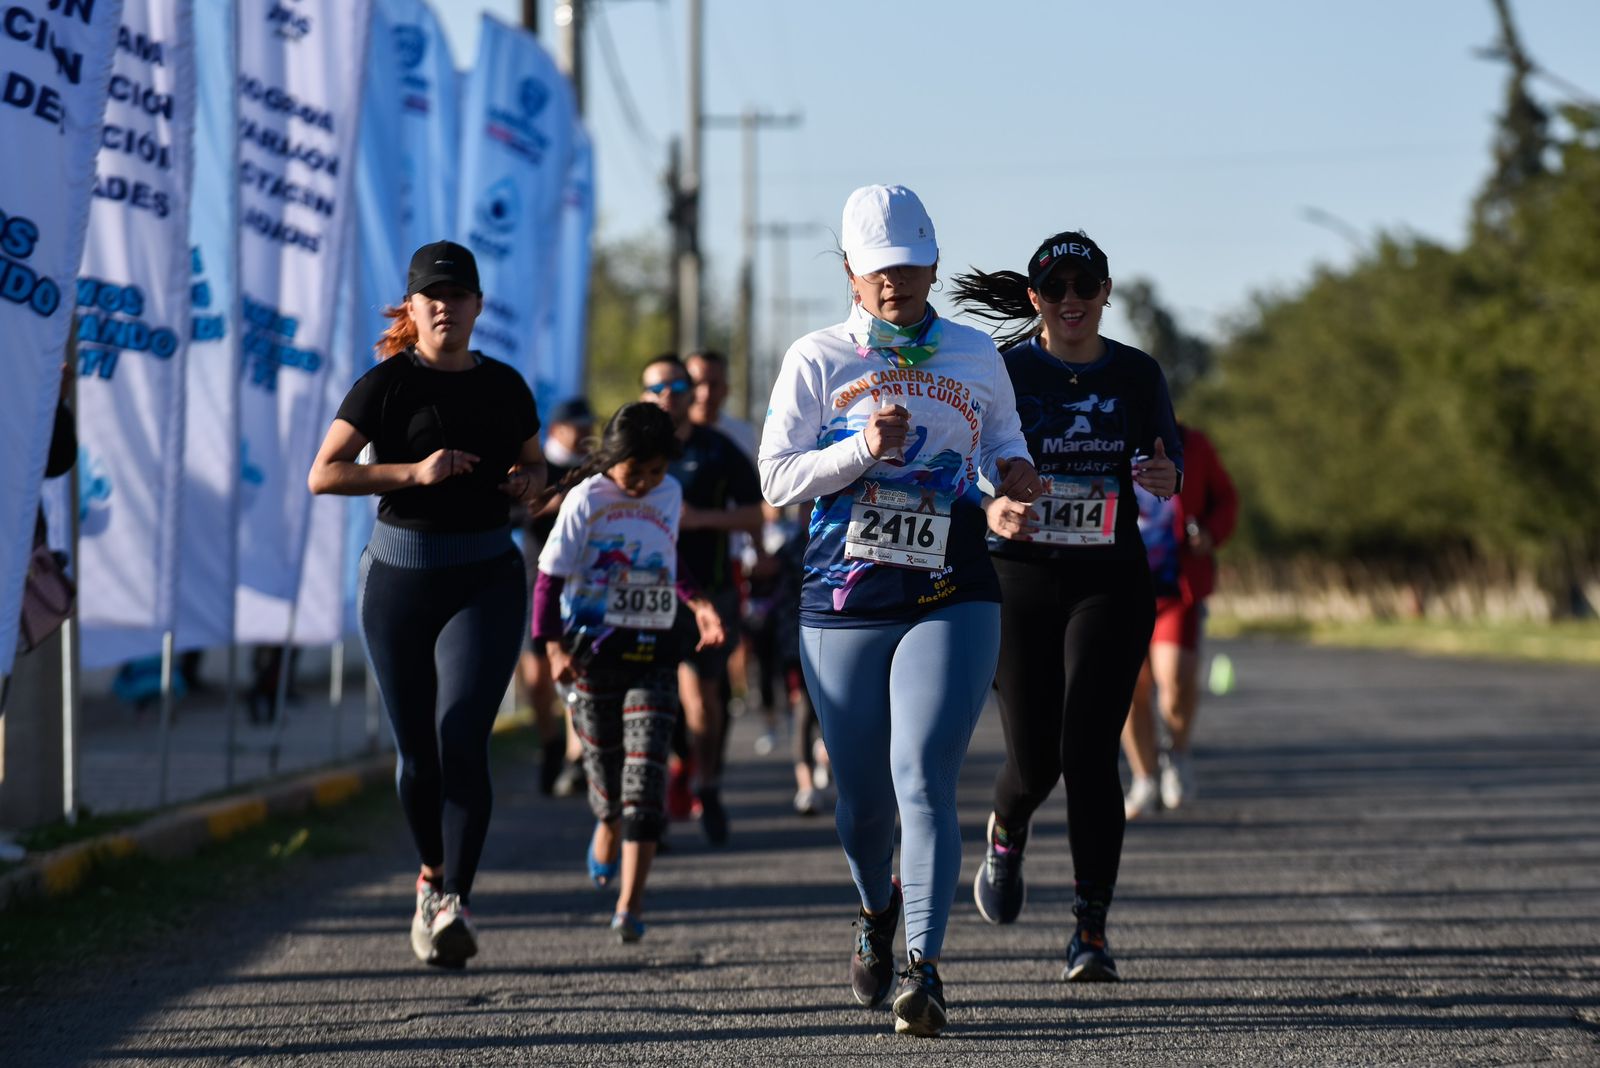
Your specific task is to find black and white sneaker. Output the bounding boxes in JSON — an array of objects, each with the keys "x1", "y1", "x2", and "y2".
[
  {"x1": 892, "y1": 952, "x2": 947, "y2": 1037},
  {"x1": 429, "y1": 892, "x2": 478, "y2": 967},
  {"x1": 697, "y1": 786, "x2": 730, "y2": 846},
  {"x1": 972, "y1": 812, "x2": 1027, "y2": 925},
  {"x1": 410, "y1": 875, "x2": 443, "y2": 964},
  {"x1": 850, "y1": 880, "x2": 901, "y2": 1007},
  {"x1": 1062, "y1": 891, "x2": 1119, "y2": 982}
]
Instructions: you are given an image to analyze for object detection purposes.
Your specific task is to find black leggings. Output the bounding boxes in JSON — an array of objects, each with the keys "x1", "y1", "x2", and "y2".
[
  {"x1": 990, "y1": 555, "x2": 1154, "y2": 890},
  {"x1": 359, "y1": 546, "x2": 526, "y2": 902}
]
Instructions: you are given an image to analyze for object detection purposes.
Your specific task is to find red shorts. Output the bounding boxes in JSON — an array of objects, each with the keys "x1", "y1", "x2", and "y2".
[{"x1": 1151, "y1": 595, "x2": 1204, "y2": 651}]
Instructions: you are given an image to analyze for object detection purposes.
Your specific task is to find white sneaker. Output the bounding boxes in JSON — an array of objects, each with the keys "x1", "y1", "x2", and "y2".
[
  {"x1": 1161, "y1": 751, "x2": 1196, "y2": 810},
  {"x1": 411, "y1": 875, "x2": 442, "y2": 963},
  {"x1": 430, "y1": 892, "x2": 478, "y2": 965},
  {"x1": 1124, "y1": 775, "x2": 1162, "y2": 820},
  {"x1": 754, "y1": 729, "x2": 779, "y2": 756},
  {"x1": 793, "y1": 786, "x2": 820, "y2": 815}
]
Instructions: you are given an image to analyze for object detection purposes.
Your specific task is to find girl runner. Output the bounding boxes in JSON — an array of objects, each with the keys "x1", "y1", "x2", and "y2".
[
  {"x1": 309, "y1": 241, "x2": 545, "y2": 968},
  {"x1": 532, "y1": 402, "x2": 726, "y2": 942},
  {"x1": 953, "y1": 229, "x2": 1180, "y2": 982},
  {"x1": 760, "y1": 184, "x2": 1042, "y2": 1036}
]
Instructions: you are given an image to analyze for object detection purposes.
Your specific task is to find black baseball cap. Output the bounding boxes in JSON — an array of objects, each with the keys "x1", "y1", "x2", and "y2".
[
  {"x1": 1028, "y1": 231, "x2": 1109, "y2": 290},
  {"x1": 550, "y1": 397, "x2": 595, "y2": 425},
  {"x1": 407, "y1": 240, "x2": 481, "y2": 296}
]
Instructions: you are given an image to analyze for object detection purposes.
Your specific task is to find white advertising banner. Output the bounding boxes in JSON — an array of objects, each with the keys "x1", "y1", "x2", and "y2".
[
  {"x1": 456, "y1": 14, "x2": 575, "y2": 397},
  {"x1": 75, "y1": 0, "x2": 196, "y2": 653},
  {"x1": 0, "y1": 0, "x2": 123, "y2": 676},
  {"x1": 533, "y1": 125, "x2": 594, "y2": 415},
  {"x1": 80, "y1": 0, "x2": 237, "y2": 667},
  {"x1": 233, "y1": 0, "x2": 371, "y2": 617},
  {"x1": 236, "y1": 348, "x2": 348, "y2": 646}
]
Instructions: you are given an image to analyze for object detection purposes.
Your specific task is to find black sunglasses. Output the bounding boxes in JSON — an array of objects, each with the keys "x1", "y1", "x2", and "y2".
[{"x1": 1036, "y1": 274, "x2": 1105, "y2": 303}]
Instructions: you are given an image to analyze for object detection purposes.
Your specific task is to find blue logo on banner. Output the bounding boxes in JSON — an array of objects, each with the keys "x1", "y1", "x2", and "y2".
[
  {"x1": 78, "y1": 447, "x2": 113, "y2": 535},
  {"x1": 267, "y1": 1, "x2": 312, "y2": 42},
  {"x1": 476, "y1": 178, "x2": 520, "y2": 236},
  {"x1": 395, "y1": 25, "x2": 426, "y2": 70},
  {"x1": 486, "y1": 77, "x2": 553, "y2": 166},
  {"x1": 519, "y1": 78, "x2": 549, "y2": 119}
]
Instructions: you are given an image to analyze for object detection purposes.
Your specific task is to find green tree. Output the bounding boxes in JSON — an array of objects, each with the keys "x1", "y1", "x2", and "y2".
[
  {"x1": 580, "y1": 235, "x2": 734, "y2": 423},
  {"x1": 1118, "y1": 277, "x2": 1212, "y2": 405}
]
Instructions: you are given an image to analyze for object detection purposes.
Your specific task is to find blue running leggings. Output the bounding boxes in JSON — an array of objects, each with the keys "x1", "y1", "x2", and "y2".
[
  {"x1": 800, "y1": 600, "x2": 1000, "y2": 960},
  {"x1": 358, "y1": 545, "x2": 526, "y2": 903}
]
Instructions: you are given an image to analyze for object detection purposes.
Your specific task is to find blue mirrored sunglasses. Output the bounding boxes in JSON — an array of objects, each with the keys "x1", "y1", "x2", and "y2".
[{"x1": 644, "y1": 379, "x2": 691, "y2": 395}]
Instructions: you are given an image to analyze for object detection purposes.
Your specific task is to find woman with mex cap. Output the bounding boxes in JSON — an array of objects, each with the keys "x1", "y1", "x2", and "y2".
[
  {"x1": 759, "y1": 184, "x2": 1042, "y2": 1037},
  {"x1": 952, "y1": 231, "x2": 1181, "y2": 985},
  {"x1": 308, "y1": 240, "x2": 546, "y2": 969}
]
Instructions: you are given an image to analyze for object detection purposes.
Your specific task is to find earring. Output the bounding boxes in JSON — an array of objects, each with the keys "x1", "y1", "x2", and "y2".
[{"x1": 931, "y1": 279, "x2": 944, "y2": 293}]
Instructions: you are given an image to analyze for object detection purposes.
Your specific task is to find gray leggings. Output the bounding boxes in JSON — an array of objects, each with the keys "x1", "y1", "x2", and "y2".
[
  {"x1": 800, "y1": 600, "x2": 1000, "y2": 960},
  {"x1": 570, "y1": 662, "x2": 679, "y2": 843}
]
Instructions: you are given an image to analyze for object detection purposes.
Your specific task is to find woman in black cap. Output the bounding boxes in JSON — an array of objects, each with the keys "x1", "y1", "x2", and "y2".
[
  {"x1": 952, "y1": 230, "x2": 1180, "y2": 984},
  {"x1": 309, "y1": 240, "x2": 546, "y2": 968}
]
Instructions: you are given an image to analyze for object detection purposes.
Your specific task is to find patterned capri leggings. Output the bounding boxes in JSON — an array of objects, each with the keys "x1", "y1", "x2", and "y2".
[{"x1": 570, "y1": 662, "x2": 679, "y2": 843}]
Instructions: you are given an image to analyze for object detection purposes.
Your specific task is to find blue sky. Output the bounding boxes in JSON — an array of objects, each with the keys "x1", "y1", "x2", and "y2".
[{"x1": 438, "y1": 1, "x2": 1599, "y2": 354}]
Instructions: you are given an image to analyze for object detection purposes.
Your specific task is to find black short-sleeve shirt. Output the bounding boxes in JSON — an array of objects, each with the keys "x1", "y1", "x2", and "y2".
[
  {"x1": 335, "y1": 349, "x2": 540, "y2": 532},
  {"x1": 669, "y1": 424, "x2": 762, "y2": 593}
]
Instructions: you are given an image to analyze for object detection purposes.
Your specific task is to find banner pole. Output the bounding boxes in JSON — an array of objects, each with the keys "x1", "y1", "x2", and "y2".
[
  {"x1": 223, "y1": 642, "x2": 239, "y2": 787},
  {"x1": 156, "y1": 631, "x2": 176, "y2": 806},
  {"x1": 329, "y1": 638, "x2": 344, "y2": 759}
]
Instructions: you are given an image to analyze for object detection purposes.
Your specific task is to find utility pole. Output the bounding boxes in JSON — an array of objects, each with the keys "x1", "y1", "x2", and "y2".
[
  {"x1": 553, "y1": 0, "x2": 585, "y2": 113},
  {"x1": 704, "y1": 109, "x2": 801, "y2": 417},
  {"x1": 665, "y1": 137, "x2": 684, "y2": 346},
  {"x1": 676, "y1": 0, "x2": 703, "y2": 355}
]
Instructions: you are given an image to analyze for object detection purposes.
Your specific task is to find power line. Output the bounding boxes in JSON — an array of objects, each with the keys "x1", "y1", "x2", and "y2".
[{"x1": 591, "y1": 1, "x2": 659, "y2": 158}]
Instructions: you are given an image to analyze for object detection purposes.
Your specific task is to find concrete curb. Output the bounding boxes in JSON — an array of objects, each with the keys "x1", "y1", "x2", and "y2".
[
  {"x1": 0, "y1": 706, "x2": 538, "y2": 912},
  {"x1": 0, "y1": 753, "x2": 397, "y2": 912}
]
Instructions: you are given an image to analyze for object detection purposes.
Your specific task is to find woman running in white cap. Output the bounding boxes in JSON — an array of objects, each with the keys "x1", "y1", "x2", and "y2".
[{"x1": 759, "y1": 184, "x2": 1042, "y2": 1037}]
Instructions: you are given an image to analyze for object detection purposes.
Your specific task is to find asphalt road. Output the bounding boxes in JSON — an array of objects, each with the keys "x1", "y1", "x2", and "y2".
[{"x1": 6, "y1": 637, "x2": 1599, "y2": 1066}]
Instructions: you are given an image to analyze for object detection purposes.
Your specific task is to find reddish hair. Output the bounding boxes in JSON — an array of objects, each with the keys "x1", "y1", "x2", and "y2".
[{"x1": 374, "y1": 300, "x2": 418, "y2": 360}]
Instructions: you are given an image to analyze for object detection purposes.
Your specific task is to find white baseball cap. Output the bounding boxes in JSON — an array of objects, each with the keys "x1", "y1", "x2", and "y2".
[{"x1": 841, "y1": 184, "x2": 938, "y2": 277}]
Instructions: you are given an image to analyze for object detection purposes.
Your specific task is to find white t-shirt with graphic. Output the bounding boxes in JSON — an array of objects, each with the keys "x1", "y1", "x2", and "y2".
[{"x1": 538, "y1": 473, "x2": 683, "y2": 636}]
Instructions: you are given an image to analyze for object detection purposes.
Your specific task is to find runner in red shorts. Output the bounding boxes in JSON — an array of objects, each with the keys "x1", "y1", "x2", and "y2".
[{"x1": 1123, "y1": 423, "x2": 1237, "y2": 817}]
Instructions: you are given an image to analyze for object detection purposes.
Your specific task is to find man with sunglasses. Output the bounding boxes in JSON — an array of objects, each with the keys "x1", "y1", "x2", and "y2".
[
  {"x1": 640, "y1": 354, "x2": 763, "y2": 844},
  {"x1": 951, "y1": 230, "x2": 1182, "y2": 987}
]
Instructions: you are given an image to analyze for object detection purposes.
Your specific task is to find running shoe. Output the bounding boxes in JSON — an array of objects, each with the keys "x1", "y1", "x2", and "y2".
[
  {"x1": 538, "y1": 740, "x2": 567, "y2": 796},
  {"x1": 665, "y1": 755, "x2": 696, "y2": 820},
  {"x1": 753, "y1": 729, "x2": 779, "y2": 756},
  {"x1": 891, "y1": 952, "x2": 947, "y2": 1037},
  {"x1": 1062, "y1": 892, "x2": 1118, "y2": 982},
  {"x1": 1124, "y1": 774, "x2": 1162, "y2": 820},
  {"x1": 1160, "y1": 750, "x2": 1196, "y2": 810},
  {"x1": 697, "y1": 786, "x2": 730, "y2": 846},
  {"x1": 610, "y1": 911, "x2": 646, "y2": 943},
  {"x1": 794, "y1": 786, "x2": 820, "y2": 816},
  {"x1": 588, "y1": 828, "x2": 620, "y2": 889},
  {"x1": 429, "y1": 893, "x2": 478, "y2": 966},
  {"x1": 813, "y1": 761, "x2": 832, "y2": 792},
  {"x1": 410, "y1": 874, "x2": 443, "y2": 963},
  {"x1": 850, "y1": 880, "x2": 901, "y2": 1007},
  {"x1": 551, "y1": 759, "x2": 586, "y2": 798},
  {"x1": 973, "y1": 812, "x2": 1028, "y2": 925}
]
